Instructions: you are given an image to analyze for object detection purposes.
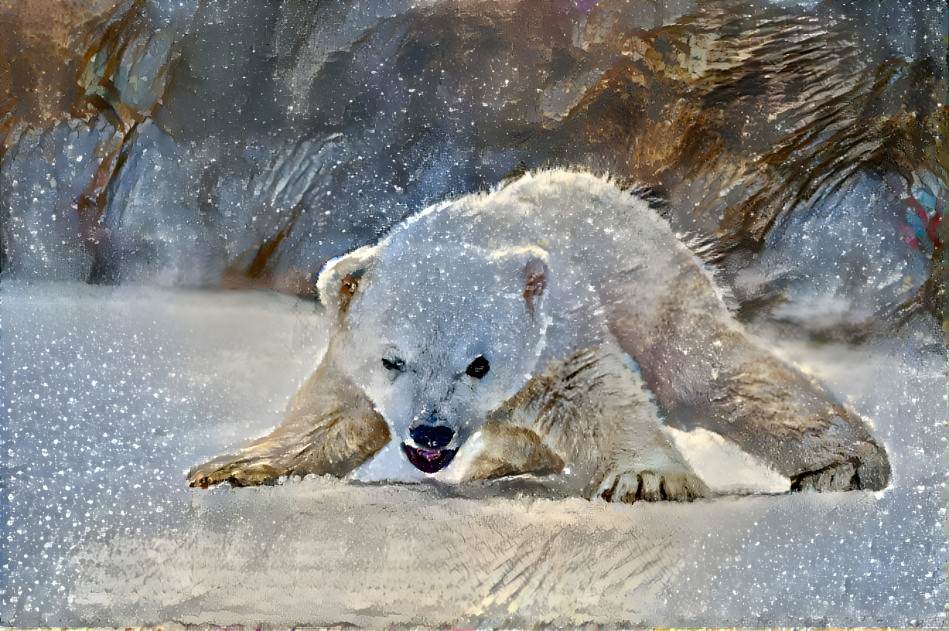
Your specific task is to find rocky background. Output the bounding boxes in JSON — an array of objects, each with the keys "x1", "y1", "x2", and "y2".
[{"x1": 1, "y1": 0, "x2": 946, "y2": 337}]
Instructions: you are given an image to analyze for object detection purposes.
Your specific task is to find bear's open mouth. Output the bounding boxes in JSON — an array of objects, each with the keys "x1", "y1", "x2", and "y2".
[{"x1": 402, "y1": 443, "x2": 457, "y2": 473}]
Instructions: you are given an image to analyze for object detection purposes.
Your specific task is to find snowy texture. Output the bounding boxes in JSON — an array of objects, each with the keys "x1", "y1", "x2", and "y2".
[
  {"x1": 1, "y1": 0, "x2": 946, "y2": 626},
  {"x1": 1, "y1": 281, "x2": 945, "y2": 626}
]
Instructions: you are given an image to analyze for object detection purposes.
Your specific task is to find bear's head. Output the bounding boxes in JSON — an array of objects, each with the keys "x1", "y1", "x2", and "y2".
[{"x1": 317, "y1": 239, "x2": 551, "y2": 475}]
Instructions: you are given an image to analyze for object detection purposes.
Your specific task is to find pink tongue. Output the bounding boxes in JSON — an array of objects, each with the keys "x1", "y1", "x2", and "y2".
[{"x1": 419, "y1": 449, "x2": 441, "y2": 461}]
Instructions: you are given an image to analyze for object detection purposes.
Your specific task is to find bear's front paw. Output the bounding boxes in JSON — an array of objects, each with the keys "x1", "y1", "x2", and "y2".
[
  {"x1": 594, "y1": 468, "x2": 708, "y2": 503},
  {"x1": 188, "y1": 461, "x2": 289, "y2": 489}
]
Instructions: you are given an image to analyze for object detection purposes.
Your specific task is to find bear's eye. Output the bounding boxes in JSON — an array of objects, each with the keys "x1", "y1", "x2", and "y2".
[
  {"x1": 465, "y1": 355, "x2": 490, "y2": 379},
  {"x1": 382, "y1": 356, "x2": 405, "y2": 372}
]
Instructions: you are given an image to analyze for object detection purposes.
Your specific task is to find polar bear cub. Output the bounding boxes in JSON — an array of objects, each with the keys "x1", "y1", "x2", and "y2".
[{"x1": 190, "y1": 170, "x2": 890, "y2": 501}]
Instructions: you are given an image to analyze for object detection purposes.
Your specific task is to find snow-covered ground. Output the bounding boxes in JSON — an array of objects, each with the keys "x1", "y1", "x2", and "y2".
[{"x1": 1, "y1": 281, "x2": 945, "y2": 626}]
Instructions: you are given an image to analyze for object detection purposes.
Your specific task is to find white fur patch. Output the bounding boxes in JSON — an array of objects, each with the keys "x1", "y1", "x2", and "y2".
[{"x1": 667, "y1": 427, "x2": 789, "y2": 494}]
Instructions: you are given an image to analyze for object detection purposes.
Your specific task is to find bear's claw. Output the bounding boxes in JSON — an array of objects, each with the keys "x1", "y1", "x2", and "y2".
[
  {"x1": 790, "y1": 444, "x2": 891, "y2": 492},
  {"x1": 188, "y1": 462, "x2": 290, "y2": 489},
  {"x1": 595, "y1": 469, "x2": 708, "y2": 503}
]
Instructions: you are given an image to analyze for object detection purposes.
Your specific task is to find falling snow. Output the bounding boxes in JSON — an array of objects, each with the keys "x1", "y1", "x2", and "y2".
[{"x1": 1, "y1": 0, "x2": 946, "y2": 626}]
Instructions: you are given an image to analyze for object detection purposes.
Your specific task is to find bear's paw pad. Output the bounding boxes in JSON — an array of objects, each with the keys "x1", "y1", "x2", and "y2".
[{"x1": 595, "y1": 468, "x2": 707, "y2": 503}]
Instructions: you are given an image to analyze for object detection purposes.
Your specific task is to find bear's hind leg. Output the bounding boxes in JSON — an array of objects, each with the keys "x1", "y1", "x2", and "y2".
[
  {"x1": 708, "y1": 351, "x2": 890, "y2": 492},
  {"x1": 605, "y1": 264, "x2": 890, "y2": 494}
]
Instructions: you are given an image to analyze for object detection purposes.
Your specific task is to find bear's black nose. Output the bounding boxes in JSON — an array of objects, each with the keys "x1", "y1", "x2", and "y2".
[{"x1": 410, "y1": 424, "x2": 454, "y2": 449}]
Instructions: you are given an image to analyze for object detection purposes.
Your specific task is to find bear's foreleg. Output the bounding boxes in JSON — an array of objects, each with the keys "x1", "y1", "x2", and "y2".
[
  {"x1": 188, "y1": 366, "x2": 390, "y2": 488},
  {"x1": 487, "y1": 345, "x2": 709, "y2": 502},
  {"x1": 448, "y1": 420, "x2": 566, "y2": 481}
]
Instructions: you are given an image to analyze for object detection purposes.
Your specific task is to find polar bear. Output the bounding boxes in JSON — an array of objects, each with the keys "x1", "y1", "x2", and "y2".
[{"x1": 189, "y1": 170, "x2": 890, "y2": 501}]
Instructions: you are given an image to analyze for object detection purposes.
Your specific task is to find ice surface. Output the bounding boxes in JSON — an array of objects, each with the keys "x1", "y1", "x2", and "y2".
[
  {"x1": 1, "y1": 282, "x2": 944, "y2": 626},
  {"x1": 1, "y1": 283, "x2": 327, "y2": 625}
]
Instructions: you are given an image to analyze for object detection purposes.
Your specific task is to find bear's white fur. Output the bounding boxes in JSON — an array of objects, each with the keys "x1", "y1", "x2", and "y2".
[{"x1": 190, "y1": 170, "x2": 889, "y2": 501}]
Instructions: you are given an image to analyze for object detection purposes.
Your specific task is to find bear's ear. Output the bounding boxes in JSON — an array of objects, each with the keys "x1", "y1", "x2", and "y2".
[
  {"x1": 492, "y1": 246, "x2": 549, "y2": 316},
  {"x1": 522, "y1": 256, "x2": 547, "y2": 316},
  {"x1": 316, "y1": 245, "x2": 378, "y2": 321}
]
